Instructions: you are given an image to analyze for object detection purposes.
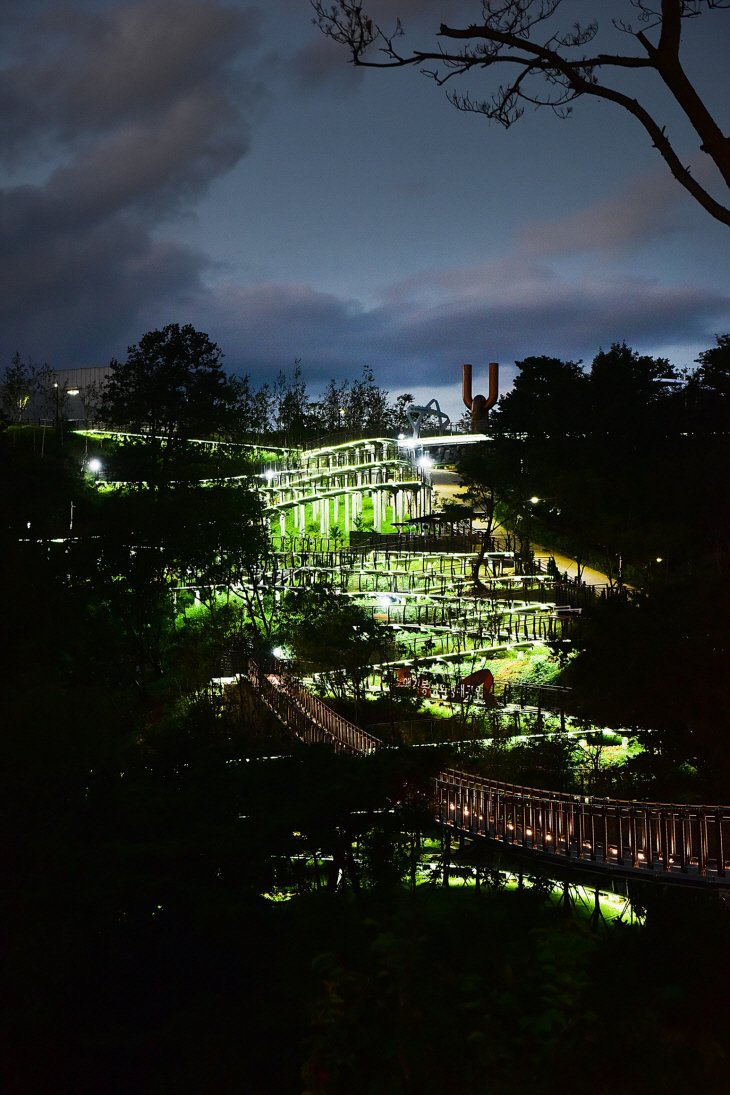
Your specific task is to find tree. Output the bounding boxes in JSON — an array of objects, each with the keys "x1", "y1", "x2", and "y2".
[
  {"x1": 277, "y1": 584, "x2": 391, "y2": 717},
  {"x1": 67, "y1": 481, "x2": 266, "y2": 692},
  {"x1": 314, "y1": 0, "x2": 730, "y2": 229},
  {"x1": 588, "y1": 341, "x2": 677, "y2": 436},
  {"x1": 100, "y1": 324, "x2": 244, "y2": 456},
  {"x1": 692, "y1": 332, "x2": 730, "y2": 394},
  {"x1": 272, "y1": 361, "x2": 312, "y2": 440},
  {"x1": 317, "y1": 378, "x2": 350, "y2": 433},
  {"x1": 1, "y1": 354, "x2": 32, "y2": 423},
  {"x1": 495, "y1": 356, "x2": 588, "y2": 439},
  {"x1": 387, "y1": 392, "x2": 416, "y2": 435}
]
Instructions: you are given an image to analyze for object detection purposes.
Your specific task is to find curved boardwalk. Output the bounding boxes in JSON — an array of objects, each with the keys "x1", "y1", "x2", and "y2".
[{"x1": 244, "y1": 658, "x2": 730, "y2": 890}]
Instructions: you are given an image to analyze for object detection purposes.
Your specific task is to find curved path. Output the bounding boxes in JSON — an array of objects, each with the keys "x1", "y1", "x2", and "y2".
[
  {"x1": 225, "y1": 436, "x2": 729, "y2": 891},
  {"x1": 431, "y1": 469, "x2": 613, "y2": 588},
  {"x1": 244, "y1": 655, "x2": 730, "y2": 891}
]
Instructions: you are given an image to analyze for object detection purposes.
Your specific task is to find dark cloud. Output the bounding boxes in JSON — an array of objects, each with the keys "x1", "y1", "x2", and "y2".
[
  {"x1": 2, "y1": 0, "x2": 728, "y2": 387},
  {"x1": 189, "y1": 260, "x2": 730, "y2": 389},
  {"x1": 372, "y1": 264, "x2": 730, "y2": 369},
  {"x1": 0, "y1": 1, "x2": 263, "y2": 153},
  {"x1": 1, "y1": 221, "x2": 208, "y2": 363},
  {"x1": 0, "y1": 0, "x2": 263, "y2": 363}
]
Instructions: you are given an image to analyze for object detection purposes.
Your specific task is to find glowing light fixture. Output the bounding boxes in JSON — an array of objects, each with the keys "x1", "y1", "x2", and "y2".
[
  {"x1": 88, "y1": 458, "x2": 102, "y2": 473},
  {"x1": 273, "y1": 646, "x2": 284, "y2": 659},
  {"x1": 529, "y1": 496, "x2": 539, "y2": 504}
]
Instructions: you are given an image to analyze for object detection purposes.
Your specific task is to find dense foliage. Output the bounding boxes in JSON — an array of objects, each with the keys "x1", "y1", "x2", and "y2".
[
  {"x1": 0, "y1": 334, "x2": 419, "y2": 446},
  {"x1": 459, "y1": 337, "x2": 730, "y2": 797},
  {"x1": 3, "y1": 333, "x2": 730, "y2": 1093}
]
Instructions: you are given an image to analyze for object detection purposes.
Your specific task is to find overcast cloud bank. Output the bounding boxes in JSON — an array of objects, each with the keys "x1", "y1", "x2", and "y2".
[{"x1": 1, "y1": 0, "x2": 729, "y2": 395}]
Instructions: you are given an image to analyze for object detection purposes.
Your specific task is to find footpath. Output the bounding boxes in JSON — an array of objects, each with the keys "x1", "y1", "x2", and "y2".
[{"x1": 431, "y1": 468, "x2": 612, "y2": 589}]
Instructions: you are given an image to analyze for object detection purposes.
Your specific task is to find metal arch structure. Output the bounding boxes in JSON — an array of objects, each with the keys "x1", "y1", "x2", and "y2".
[{"x1": 405, "y1": 398, "x2": 451, "y2": 439}]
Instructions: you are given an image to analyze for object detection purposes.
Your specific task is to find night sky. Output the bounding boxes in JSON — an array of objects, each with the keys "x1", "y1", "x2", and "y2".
[{"x1": 2, "y1": 0, "x2": 730, "y2": 417}]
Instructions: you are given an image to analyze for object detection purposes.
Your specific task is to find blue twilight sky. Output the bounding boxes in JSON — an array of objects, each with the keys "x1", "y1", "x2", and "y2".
[{"x1": 2, "y1": 0, "x2": 730, "y2": 418}]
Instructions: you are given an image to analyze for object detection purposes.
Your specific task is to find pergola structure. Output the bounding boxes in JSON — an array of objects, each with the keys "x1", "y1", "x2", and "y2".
[{"x1": 260, "y1": 437, "x2": 432, "y2": 539}]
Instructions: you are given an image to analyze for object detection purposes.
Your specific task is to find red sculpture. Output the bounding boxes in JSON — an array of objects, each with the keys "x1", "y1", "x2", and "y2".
[{"x1": 458, "y1": 667, "x2": 494, "y2": 703}]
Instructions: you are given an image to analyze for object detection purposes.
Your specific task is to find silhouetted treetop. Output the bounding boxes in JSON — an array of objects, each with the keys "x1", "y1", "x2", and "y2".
[{"x1": 101, "y1": 324, "x2": 244, "y2": 443}]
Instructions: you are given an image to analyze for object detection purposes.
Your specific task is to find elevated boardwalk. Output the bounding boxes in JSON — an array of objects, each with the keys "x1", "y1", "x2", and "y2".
[{"x1": 242, "y1": 657, "x2": 730, "y2": 891}]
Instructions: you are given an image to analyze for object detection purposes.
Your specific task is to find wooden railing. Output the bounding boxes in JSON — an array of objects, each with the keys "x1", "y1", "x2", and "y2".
[
  {"x1": 436, "y1": 768, "x2": 730, "y2": 884},
  {"x1": 243, "y1": 659, "x2": 730, "y2": 886},
  {"x1": 246, "y1": 658, "x2": 381, "y2": 755}
]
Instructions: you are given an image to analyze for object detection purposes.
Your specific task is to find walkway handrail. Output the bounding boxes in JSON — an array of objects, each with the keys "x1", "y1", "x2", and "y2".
[
  {"x1": 437, "y1": 767, "x2": 730, "y2": 882},
  {"x1": 242, "y1": 658, "x2": 730, "y2": 885},
  {"x1": 245, "y1": 657, "x2": 381, "y2": 755}
]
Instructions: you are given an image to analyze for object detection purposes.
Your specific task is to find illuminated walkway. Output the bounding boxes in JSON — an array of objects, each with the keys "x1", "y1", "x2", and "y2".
[
  {"x1": 244, "y1": 654, "x2": 730, "y2": 890},
  {"x1": 260, "y1": 437, "x2": 430, "y2": 539}
]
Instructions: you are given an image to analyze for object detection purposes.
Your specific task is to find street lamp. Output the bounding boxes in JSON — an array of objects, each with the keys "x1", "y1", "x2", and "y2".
[{"x1": 88, "y1": 458, "x2": 102, "y2": 481}]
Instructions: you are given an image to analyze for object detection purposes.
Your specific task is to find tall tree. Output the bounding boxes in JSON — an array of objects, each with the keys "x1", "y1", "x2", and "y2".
[
  {"x1": 343, "y1": 366, "x2": 391, "y2": 434},
  {"x1": 318, "y1": 378, "x2": 350, "y2": 433},
  {"x1": 588, "y1": 341, "x2": 676, "y2": 437},
  {"x1": 314, "y1": 0, "x2": 730, "y2": 229},
  {"x1": 272, "y1": 362, "x2": 312, "y2": 440},
  {"x1": 692, "y1": 332, "x2": 730, "y2": 395},
  {"x1": 67, "y1": 481, "x2": 265, "y2": 691},
  {"x1": 495, "y1": 356, "x2": 588, "y2": 438},
  {"x1": 100, "y1": 324, "x2": 244, "y2": 455},
  {"x1": 277, "y1": 584, "x2": 390, "y2": 716}
]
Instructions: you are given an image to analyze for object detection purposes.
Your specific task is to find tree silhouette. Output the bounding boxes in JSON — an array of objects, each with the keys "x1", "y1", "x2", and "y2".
[
  {"x1": 101, "y1": 324, "x2": 245, "y2": 465},
  {"x1": 314, "y1": 0, "x2": 730, "y2": 229}
]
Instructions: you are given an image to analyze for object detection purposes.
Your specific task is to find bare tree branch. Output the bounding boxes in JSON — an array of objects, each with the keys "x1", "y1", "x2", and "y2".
[{"x1": 312, "y1": 0, "x2": 730, "y2": 229}]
